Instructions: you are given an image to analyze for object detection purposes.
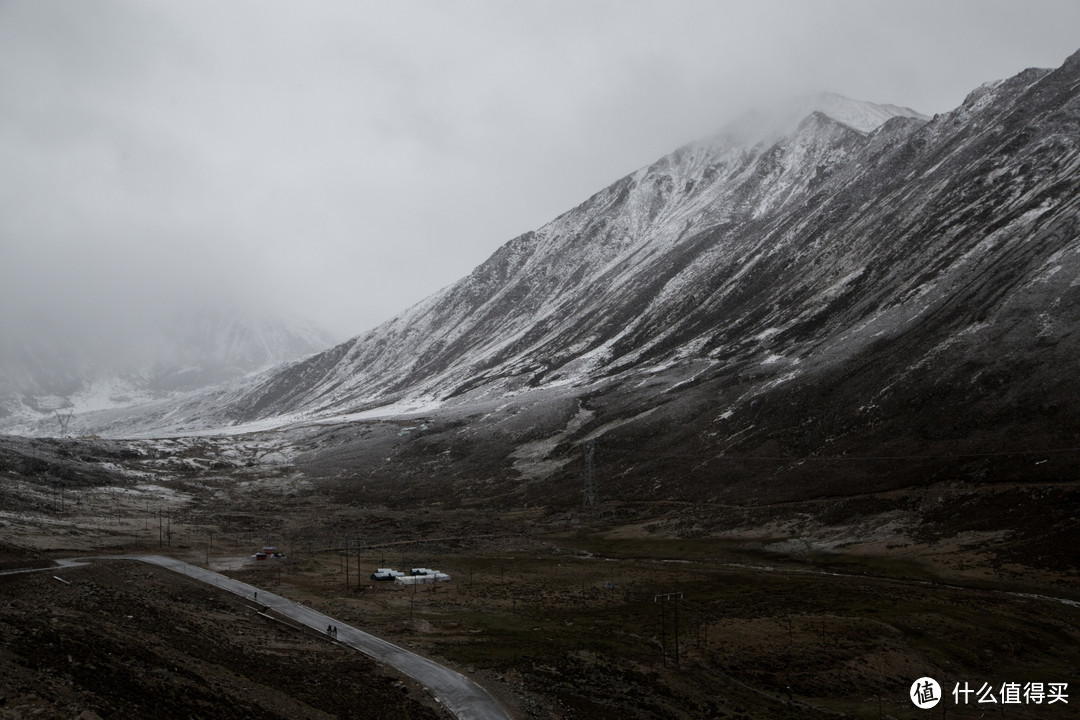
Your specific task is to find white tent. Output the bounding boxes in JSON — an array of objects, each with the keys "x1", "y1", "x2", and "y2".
[{"x1": 394, "y1": 572, "x2": 451, "y2": 585}]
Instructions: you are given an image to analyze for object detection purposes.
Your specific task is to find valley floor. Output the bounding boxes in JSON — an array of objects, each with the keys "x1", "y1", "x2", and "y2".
[
  {"x1": 1, "y1": 430, "x2": 1078, "y2": 719},
  {"x1": 2, "y1": 491, "x2": 1079, "y2": 719}
]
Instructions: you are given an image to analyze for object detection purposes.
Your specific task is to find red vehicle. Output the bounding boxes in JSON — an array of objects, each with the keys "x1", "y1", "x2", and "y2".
[{"x1": 250, "y1": 546, "x2": 286, "y2": 560}]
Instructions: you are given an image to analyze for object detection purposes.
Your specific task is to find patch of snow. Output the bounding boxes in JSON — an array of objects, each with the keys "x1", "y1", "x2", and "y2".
[{"x1": 821, "y1": 267, "x2": 865, "y2": 299}]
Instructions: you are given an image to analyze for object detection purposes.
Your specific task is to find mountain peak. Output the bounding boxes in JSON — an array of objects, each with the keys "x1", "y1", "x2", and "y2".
[
  {"x1": 719, "y1": 91, "x2": 928, "y2": 147},
  {"x1": 797, "y1": 91, "x2": 928, "y2": 132},
  {"x1": 1062, "y1": 46, "x2": 1080, "y2": 72}
]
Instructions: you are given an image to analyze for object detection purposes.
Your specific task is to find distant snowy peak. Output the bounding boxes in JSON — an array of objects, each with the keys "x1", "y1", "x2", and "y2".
[
  {"x1": 796, "y1": 91, "x2": 927, "y2": 133},
  {"x1": 719, "y1": 91, "x2": 929, "y2": 146},
  {"x1": 169, "y1": 306, "x2": 338, "y2": 373},
  {"x1": 139, "y1": 307, "x2": 339, "y2": 396},
  {"x1": 0, "y1": 304, "x2": 339, "y2": 431}
]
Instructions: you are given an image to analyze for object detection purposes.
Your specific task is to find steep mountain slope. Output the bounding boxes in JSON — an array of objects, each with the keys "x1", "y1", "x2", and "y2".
[
  {"x1": 201, "y1": 96, "x2": 929, "y2": 423},
  {"x1": 69, "y1": 45, "x2": 1080, "y2": 517}
]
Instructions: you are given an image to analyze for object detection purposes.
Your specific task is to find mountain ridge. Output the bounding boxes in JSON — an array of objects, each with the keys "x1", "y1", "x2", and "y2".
[
  {"x1": 222, "y1": 95, "x2": 922, "y2": 417},
  {"x1": 35, "y1": 53, "x2": 1080, "y2": 468}
]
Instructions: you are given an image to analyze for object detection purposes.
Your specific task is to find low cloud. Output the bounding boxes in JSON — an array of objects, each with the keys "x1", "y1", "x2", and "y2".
[{"x1": 2, "y1": 0, "x2": 1078, "y2": 363}]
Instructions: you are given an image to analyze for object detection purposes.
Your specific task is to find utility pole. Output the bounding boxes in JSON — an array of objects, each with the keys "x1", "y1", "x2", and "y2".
[
  {"x1": 344, "y1": 537, "x2": 350, "y2": 591},
  {"x1": 674, "y1": 593, "x2": 681, "y2": 664},
  {"x1": 583, "y1": 439, "x2": 596, "y2": 507},
  {"x1": 658, "y1": 594, "x2": 666, "y2": 666},
  {"x1": 654, "y1": 592, "x2": 684, "y2": 666}
]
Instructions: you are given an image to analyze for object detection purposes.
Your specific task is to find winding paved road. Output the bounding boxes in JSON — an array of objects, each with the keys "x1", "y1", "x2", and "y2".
[{"x1": 54, "y1": 555, "x2": 510, "y2": 720}]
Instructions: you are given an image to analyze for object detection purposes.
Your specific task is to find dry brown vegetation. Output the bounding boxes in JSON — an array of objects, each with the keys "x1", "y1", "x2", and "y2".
[{"x1": 1, "y1": 433, "x2": 1079, "y2": 719}]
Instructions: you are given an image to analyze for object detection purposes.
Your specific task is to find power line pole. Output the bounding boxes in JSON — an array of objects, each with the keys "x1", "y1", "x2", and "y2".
[
  {"x1": 674, "y1": 593, "x2": 681, "y2": 665},
  {"x1": 654, "y1": 592, "x2": 684, "y2": 666},
  {"x1": 54, "y1": 409, "x2": 72, "y2": 436},
  {"x1": 583, "y1": 439, "x2": 596, "y2": 507},
  {"x1": 659, "y1": 593, "x2": 666, "y2": 666}
]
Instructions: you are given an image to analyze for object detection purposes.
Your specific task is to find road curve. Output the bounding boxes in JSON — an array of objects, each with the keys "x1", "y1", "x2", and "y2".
[{"x1": 58, "y1": 555, "x2": 510, "y2": 720}]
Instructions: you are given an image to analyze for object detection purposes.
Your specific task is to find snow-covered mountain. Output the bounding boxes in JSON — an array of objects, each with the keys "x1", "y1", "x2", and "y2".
[
  {"x1": 190, "y1": 94, "x2": 930, "y2": 423},
  {"x1": 56, "y1": 46, "x2": 1080, "y2": 504},
  {"x1": 0, "y1": 306, "x2": 336, "y2": 432}
]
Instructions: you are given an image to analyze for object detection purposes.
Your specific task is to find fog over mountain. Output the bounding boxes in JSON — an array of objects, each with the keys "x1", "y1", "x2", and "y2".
[
  {"x1": 3, "y1": 1, "x2": 1080, "y2": 378},
  {"x1": 0, "y1": 302, "x2": 337, "y2": 430}
]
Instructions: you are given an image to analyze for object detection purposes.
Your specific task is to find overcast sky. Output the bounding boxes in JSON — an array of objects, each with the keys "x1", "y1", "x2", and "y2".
[{"x1": 2, "y1": 0, "x2": 1080, "y2": 352}]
